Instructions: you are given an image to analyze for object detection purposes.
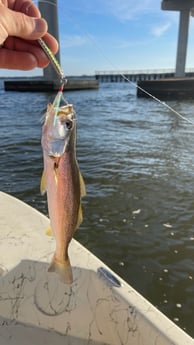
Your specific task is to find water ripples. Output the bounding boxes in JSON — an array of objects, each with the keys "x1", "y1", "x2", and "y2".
[{"x1": 1, "y1": 82, "x2": 194, "y2": 336}]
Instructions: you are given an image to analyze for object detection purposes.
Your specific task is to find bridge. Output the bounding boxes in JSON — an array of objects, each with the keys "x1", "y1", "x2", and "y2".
[
  {"x1": 162, "y1": 0, "x2": 194, "y2": 78},
  {"x1": 38, "y1": 0, "x2": 60, "y2": 81},
  {"x1": 95, "y1": 69, "x2": 194, "y2": 83},
  {"x1": 39, "y1": 0, "x2": 194, "y2": 82}
]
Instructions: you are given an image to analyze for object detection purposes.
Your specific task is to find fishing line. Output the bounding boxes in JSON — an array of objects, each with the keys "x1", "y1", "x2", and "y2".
[
  {"x1": 79, "y1": 32, "x2": 194, "y2": 126},
  {"x1": 36, "y1": 0, "x2": 194, "y2": 126}
]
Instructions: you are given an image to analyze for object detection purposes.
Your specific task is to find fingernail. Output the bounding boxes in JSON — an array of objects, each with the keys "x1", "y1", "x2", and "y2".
[{"x1": 34, "y1": 18, "x2": 47, "y2": 34}]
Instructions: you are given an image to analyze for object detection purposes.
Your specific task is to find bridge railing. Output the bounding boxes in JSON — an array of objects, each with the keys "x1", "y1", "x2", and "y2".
[
  {"x1": 95, "y1": 68, "x2": 194, "y2": 75},
  {"x1": 95, "y1": 68, "x2": 194, "y2": 82}
]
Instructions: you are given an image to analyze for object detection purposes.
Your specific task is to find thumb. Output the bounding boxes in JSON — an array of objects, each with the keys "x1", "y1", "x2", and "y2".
[{"x1": 1, "y1": 6, "x2": 48, "y2": 41}]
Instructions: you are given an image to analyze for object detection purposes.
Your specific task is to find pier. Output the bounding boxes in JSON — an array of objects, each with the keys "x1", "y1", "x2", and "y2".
[
  {"x1": 95, "y1": 69, "x2": 194, "y2": 83},
  {"x1": 95, "y1": 68, "x2": 194, "y2": 99},
  {"x1": 137, "y1": 77, "x2": 194, "y2": 99},
  {"x1": 4, "y1": 78, "x2": 98, "y2": 92}
]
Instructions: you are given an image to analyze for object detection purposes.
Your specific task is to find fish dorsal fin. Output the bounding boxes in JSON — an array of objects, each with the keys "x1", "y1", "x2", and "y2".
[
  {"x1": 79, "y1": 171, "x2": 86, "y2": 197},
  {"x1": 40, "y1": 170, "x2": 46, "y2": 195}
]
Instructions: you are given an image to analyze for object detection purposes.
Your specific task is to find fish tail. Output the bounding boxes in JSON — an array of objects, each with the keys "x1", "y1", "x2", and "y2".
[{"x1": 48, "y1": 255, "x2": 73, "y2": 284}]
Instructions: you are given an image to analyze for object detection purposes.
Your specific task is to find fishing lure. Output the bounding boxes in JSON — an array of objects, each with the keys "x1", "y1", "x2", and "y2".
[
  {"x1": 38, "y1": 38, "x2": 66, "y2": 85},
  {"x1": 38, "y1": 38, "x2": 67, "y2": 125}
]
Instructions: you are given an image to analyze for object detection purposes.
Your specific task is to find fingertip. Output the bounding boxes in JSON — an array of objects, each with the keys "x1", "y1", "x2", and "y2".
[
  {"x1": 42, "y1": 33, "x2": 59, "y2": 55},
  {"x1": 34, "y1": 18, "x2": 48, "y2": 36}
]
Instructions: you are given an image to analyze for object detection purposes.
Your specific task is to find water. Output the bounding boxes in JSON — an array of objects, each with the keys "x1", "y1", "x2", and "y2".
[{"x1": 1, "y1": 81, "x2": 194, "y2": 337}]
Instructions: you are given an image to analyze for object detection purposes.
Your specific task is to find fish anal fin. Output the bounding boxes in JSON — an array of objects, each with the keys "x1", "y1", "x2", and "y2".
[
  {"x1": 40, "y1": 170, "x2": 46, "y2": 195},
  {"x1": 48, "y1": 256, "x2": 73, "y2": 284}
]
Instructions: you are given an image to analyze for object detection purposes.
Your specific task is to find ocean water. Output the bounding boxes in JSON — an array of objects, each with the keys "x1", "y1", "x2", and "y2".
[{"x1": 1, "y1": 81, "x2": 194, "y2": 337}]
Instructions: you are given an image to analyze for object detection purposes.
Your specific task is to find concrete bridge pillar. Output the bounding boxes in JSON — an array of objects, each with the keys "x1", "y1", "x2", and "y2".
[
  {"x1": 38, "y1": 0, "x2": 60, "y2": 81},
  {"x1": 175, "y1": 9, "x2": 190, "y2": 77},
  {"x1": 161, "y1": 0, "x2": 194, "y2": 78}
]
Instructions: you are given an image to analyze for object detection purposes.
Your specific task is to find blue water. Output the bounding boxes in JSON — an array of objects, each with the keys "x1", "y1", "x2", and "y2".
[{"x1": 1, "y1": 81, "x2": 194, "y2": 337}]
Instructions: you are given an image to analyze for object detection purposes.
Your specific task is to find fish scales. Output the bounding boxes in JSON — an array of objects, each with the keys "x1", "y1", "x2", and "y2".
[{"x1": 41, "y1": 93, "x2": 86, "y2": 284}]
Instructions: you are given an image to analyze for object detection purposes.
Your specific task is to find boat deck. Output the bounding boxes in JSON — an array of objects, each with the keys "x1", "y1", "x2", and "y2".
[{"x1": 0, "y1": 192, "x2": 193, "y2": 345}]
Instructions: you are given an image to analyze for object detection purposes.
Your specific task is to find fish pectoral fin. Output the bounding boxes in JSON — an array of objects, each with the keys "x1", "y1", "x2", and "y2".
[
  {"x1": 48, "y1": 256, "x2": 73, "y2": 284},
  {"x1": 79, "y1": 171, "x2": 86, "y2": 197},
  {"x1": 40, "y1": 170, "x2": 46, "y2": 195},
  {"x1": 45, "y1": 226, "x2": 54, "y2": 237},
  {"x1": 47, "y1": 103, "x2": 54, "y2": 115}
]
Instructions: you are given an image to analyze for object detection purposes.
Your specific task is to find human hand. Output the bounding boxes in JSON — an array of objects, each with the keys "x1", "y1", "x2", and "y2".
[{"x1": 0, "y1": 0, "x2": 58, "y2": 70}]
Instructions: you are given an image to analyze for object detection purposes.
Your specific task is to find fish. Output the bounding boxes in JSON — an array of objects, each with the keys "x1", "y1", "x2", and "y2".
[{"x1": 41, "y1": 91, "x2": 86, "y2": 284}]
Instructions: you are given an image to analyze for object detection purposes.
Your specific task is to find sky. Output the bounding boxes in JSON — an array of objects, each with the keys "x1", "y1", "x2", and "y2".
[{"x1": 1, "y1": 0, "x2": 194, "y2": 77}]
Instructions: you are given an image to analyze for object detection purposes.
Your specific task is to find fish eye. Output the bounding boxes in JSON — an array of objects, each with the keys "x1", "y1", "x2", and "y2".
[{"x1": 66, "y1": 121, "x2": 72, "y2": 130}]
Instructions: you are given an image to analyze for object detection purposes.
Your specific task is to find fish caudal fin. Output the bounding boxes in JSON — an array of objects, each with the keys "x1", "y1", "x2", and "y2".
[{"x1": 48, "y1": 256, "x2": 73, "y2": 284}]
